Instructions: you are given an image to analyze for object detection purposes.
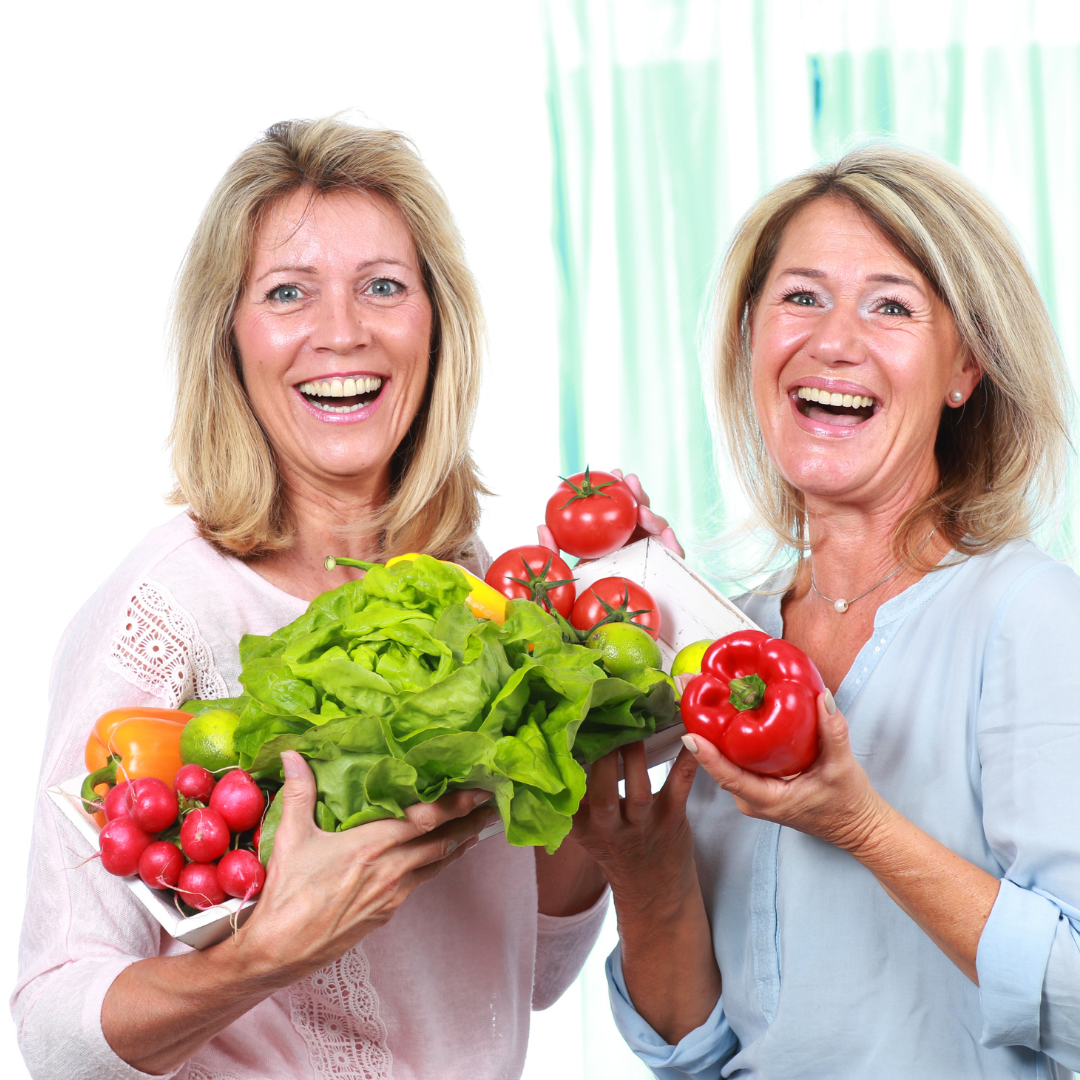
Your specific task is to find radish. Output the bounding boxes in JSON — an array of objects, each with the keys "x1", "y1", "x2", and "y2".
[
  {"x1": 217, "y1": 849, "x2": 265, "y2": 900},
  {"x1": 180, "y1": 807, "x2": 230, "y2": 862},
  {"x1": 209, "y1": 770, "x2": 265, "y2": 833},
  {"x1": 99, "y1": 817, "x2": 151, "y2": 877},
  {"x1": 126, "y1": 778, "x2": 179, "y2": 833},
  {"x1": 177, "y1": 861, "x2": 226, "y2": 910},
  {"x1": 175, "y1": 764, "x2": 215, "y2": 803},
  {"x1": 103, "y1": 780, "x2": 132, "y2": 822},
  {"x1": 138, "y1": 841, "x2": 184, "y2": 890}
]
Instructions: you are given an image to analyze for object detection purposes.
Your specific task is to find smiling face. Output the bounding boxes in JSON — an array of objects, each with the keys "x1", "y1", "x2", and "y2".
[
  {"x1": 749, "y1": 196, "x2": 980, "y2": 514},
  {"x1": 233, "y1": 187, "x2": 432, "y2": 498}
]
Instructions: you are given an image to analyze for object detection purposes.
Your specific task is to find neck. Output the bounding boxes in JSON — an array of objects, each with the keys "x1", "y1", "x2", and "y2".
[
  {"x1": 800, "y1": 468, "x2": 944, "y2": 605},
  {"x1": 250, "y1": 461, "x2": 392, "y2": 602}
]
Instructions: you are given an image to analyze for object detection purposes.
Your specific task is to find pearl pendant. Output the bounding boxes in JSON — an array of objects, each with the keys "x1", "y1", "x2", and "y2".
[{"x1": 834, "y1": 599, "x2": 850, "y2": 613}]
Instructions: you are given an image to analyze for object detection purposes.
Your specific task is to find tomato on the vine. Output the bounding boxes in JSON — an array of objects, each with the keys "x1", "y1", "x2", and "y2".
[
  {"x1": 485, "y1": 546, "x2": 577, "y2": 618},
  {"x1": 570, "y1": 576, "x2": 661, "y2": 640},
  {"x1": 544, "y1": 468, "x2": 638, "y2": 559}
]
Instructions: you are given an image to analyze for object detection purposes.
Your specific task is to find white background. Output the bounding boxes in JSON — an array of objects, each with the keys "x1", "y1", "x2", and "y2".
[{"x1": 1, "y1": 2, "x2": 637, "y2": 1077}]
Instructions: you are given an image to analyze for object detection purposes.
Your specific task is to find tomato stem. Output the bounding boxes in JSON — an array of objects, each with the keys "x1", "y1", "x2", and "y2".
[
  {"x1": 508, "y1": 553, "x2": 576, "y2": 614},
  {"x1": 558, "y1": 465, "x2": 617, "y2": 510},
  {"x1": 580, "y1": 585, "x2": 658, "y2": 636}
]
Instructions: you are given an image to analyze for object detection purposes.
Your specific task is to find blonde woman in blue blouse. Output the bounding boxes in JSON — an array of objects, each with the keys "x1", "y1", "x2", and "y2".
[{"x1": 574, "y1": 145, "x2": 1079, "y2": 1078}]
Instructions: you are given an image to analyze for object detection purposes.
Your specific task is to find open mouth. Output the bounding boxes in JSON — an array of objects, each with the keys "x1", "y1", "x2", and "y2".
[
  {"x1": 794, "y1": 386, "x2": 877, "y2": 427},
  {"x1": 298, "y1": 375, "x2": 385, "y2": 414}
]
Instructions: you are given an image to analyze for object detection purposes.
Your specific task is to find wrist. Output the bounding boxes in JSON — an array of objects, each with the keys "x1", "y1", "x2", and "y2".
[
  {"x1": 610, "y1": 859, "x2": 702, "y2": 929},
  {"x1": 836, "y1": 796, "x2": 901, "y2": 864}
]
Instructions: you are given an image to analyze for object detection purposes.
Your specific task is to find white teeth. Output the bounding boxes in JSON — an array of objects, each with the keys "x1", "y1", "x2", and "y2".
[
  {"x1": 308, "y1": 399, "x2": 368, "y2": 414},
  {"x1": 795, "y1": 387, "x2": 875, "y2": 409},
  {"x1": 298, "y1": 376, "x2": 384, "y2": 398}
]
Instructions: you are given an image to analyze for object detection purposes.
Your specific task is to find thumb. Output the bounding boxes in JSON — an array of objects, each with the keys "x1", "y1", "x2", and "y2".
[
  {"x1": 658, "y1": 746, "x2": 698, "y2": 814},
  {"x1": 278, "y1": 751, "x2": 317, "y2": 832},
  {"x1": 817, "y1": 690, "x2": 852, "y2": 758},
  {"x1": 537, "y1": 524, "x2": 559, "y2": 554}
]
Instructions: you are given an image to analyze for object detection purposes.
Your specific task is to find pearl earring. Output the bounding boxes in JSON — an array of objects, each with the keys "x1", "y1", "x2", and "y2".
[{"x1": 949, "y1": 390, "x2": 963, "y2": 404}]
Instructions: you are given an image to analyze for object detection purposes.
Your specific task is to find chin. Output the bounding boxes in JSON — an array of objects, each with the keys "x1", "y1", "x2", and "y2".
[{"x1": 778, "y1": 459, "x2": 873, "y2": 501}]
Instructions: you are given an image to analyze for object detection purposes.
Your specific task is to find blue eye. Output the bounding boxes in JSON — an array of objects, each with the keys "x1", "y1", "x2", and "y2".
[
  {"x1": 786, "y1": 291, "x2": 816, "y2": 306},
  {"x1": 369, "y1": 278, "x2": 403, "y2": 296},
  {"x1": 268, "y1": 284, "x2": 302, "y2": 303},
  {"x1": 879, "y1": 300, "x2": 911, "y2": 317}
]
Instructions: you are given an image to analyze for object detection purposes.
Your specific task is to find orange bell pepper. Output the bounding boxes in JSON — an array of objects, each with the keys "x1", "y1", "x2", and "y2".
[{"x1": 82, "y1": 708, "x2": 189, "y2": 824}]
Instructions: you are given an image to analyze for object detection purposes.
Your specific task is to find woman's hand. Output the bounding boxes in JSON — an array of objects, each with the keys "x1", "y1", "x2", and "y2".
[
  {"x1": 101, "y1": 752, "x2": 494, "y2": 1074},
  {"x1": 570, "y1": 741, "x2": 720, "y2": 1044},
  {"x1": 681, "y1": 692, "x2": 888, "y2": 853},
  {"x1": 682, "y1": 694, "x2": 1001, "y2": 984},
  {"x1": 239, "y1": 751, "x2": 494, "y2": 976},
  {"x1": 537, "y1": 468, "x2": 685, "y2": 559},
  {"x1": 571, "y1": 741, "x2": 698, "y2": 905}
]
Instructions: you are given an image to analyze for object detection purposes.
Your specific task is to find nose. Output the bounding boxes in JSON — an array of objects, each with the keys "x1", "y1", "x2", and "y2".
[
  {"x1": 805, "y1": 300, "x2": 864, "y2": 366},
  {"x1": 309, "y1": 288, "x2": 371, "y2": 354}
]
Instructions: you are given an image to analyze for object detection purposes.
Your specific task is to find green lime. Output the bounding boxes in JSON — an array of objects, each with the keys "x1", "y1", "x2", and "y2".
[
  {"x1": 670, "y1": 639, "x2": 714, "y2": 677},
  {"x1": 622, "y1": 665, "x2": 677, "y2": 695},
  {"x1": 179, "y1": 709, "x2": 241, "y2": 772},
  {"x1": 586, "y1": 623, "x2": 662, "y2": 677}
]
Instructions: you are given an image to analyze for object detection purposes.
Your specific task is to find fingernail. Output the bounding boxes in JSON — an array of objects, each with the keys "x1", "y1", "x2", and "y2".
[
  {"x1": 281, "y1": 751, "x2": 302, "y2": 778},
  {"x1": 824, "y1": 690, "x2": 837, "y2": 715},
  {"x1": 681, "y1": 734, "x2": 699, "y2": 754},
  {"x1": 472, "y1": 791, "x2": 493, "y2": 807}
]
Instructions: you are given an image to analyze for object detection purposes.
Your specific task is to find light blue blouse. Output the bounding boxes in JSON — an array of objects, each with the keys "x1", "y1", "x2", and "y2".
[{"x1": 607, "y1": 540, "x2": 1080, "y2": 1079}]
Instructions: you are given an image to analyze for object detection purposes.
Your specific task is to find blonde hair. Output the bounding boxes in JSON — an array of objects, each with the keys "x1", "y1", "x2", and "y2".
[
  {"x1": 709, "y1": 143, "x2": 1070, "y2": 567},
  {"x1": 168, "y1": 117, "x2": 487, "y2": 560}
]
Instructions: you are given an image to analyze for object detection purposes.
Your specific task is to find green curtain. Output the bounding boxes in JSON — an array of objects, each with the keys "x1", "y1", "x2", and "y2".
[{"x1": 546, "y1": 0, "x2": 1080, "y2": 585}]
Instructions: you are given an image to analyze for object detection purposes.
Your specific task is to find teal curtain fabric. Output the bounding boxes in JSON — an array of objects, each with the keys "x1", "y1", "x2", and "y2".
[{"x1": 546, "y1": 0, "x2": 1080, "y2": 584}]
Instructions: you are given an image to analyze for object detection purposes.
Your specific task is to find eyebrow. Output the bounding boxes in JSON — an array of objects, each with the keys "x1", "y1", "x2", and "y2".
[
  {"x1": 777, "y1": 268, "x2": 925, "y2": 292},
  {"x1": 255, "y1": 259, "x2": 413, "y2": 283}
]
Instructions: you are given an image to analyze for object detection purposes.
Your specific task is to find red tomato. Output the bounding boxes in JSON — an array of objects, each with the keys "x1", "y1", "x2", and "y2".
[
  {"x1": 544, "y1": 468, "x2": 638, "y2": 559},
  {"x1": 570, "y1": 576, "x2": 661, "y2": 639},
  {"x1": 485, "y1": 546, "x2": 577, "y2": 618}
]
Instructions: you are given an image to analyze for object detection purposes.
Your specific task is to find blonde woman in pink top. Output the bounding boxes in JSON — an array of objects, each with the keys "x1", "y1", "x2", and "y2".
[{"x1": 12, "y1": 118, "x2": 615, "y2": 1080}]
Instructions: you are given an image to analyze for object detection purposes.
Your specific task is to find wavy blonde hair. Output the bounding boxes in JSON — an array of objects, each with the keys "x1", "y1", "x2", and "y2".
[
  {"x1": 168, "y1": 117, "x2": 486, "y2": 560},
  {"x1": 708, "y1": 143, "x2": 1070, "y2": 567}
]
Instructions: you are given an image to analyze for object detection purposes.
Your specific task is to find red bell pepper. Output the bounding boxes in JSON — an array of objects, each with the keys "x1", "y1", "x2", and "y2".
[{"x1": 680, "y1": 630, "x2": 825, "y2": 777}]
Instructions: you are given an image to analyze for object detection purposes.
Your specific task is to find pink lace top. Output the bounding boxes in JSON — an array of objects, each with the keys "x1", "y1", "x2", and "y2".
[{"x1": 12, "y1": 514, "x2": 607, "y2": 1080}]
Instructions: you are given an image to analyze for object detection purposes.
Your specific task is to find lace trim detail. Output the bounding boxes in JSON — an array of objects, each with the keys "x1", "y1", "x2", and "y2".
[
  {"x1": 105, "y1": 579, "x2": 229, "y2": 707},
  {"x1": 183, "y1": 1065, "x2": 250, "y2": 1080},
  {"x1": 289, "y1": 946, "x2": 393, "y2": 1080}
]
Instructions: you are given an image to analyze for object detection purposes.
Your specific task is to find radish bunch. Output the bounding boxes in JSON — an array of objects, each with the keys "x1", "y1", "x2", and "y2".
[{"x1": 95, "y1": 765, "x2": 270, "y2": 912}]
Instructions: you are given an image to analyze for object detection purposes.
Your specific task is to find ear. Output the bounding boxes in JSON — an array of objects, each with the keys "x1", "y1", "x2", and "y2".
[{"x1": 946, "y1": 349, "x2": 982, "y2": 408}]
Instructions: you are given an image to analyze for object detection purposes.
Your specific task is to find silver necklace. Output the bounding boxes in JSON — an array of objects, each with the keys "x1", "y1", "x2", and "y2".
[{"x1": 810, "y1": 528, "x2": 937, "y2": 614}]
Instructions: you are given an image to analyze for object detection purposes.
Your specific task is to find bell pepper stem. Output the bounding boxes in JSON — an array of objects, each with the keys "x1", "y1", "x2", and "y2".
[
  {"x1": 324, "y1": 556, "x2": 377, "y2": 572},
  {"x1": 728, "y1": 674, "x2": 767, "y2": 712},
  {"x1": 80, "y1": 754, "x2": 122, "y2": 807}
]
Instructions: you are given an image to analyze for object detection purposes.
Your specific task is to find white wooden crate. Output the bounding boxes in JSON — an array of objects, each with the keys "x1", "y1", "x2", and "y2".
[{"x1": 573, "y1": 537, "x2": 761, "y2": 769}]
